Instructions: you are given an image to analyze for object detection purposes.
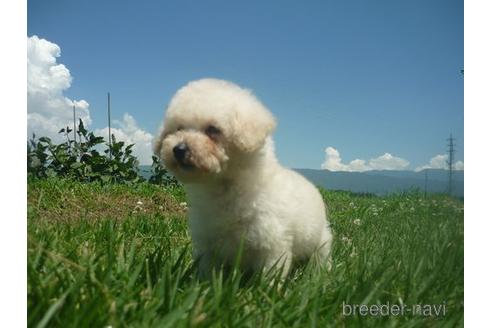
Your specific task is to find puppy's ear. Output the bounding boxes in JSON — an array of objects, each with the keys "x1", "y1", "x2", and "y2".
[{"x1": 231, "y1": 103, "x2": 276, "y2": 153}]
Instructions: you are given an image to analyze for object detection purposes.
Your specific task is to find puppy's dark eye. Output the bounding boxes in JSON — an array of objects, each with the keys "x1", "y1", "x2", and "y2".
[{"x1": 205, "y1": 125, "x2": 221, "y2": 137}]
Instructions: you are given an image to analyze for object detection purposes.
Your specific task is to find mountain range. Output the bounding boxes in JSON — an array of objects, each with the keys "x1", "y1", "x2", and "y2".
[
  {"x1": 139, "y1": 166, "x2": 464, "y2": 198},
  {"x1": 294, "y1": 169, "x2": 464, "y2": 197}
]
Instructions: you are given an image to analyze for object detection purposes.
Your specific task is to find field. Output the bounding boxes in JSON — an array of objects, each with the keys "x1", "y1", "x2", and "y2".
[{"x1": 27, "y1": 178, "x2": 464, "y2": 327}]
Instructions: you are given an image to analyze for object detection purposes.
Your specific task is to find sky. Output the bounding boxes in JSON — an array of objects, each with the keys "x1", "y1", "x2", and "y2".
[{"x1": 27, "y1": 0, "x2": 463, "y2": 169}]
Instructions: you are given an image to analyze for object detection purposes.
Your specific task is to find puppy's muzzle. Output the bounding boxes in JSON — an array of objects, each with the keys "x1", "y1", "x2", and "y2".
[{"x1": 173, "y1": 143, "x2": 191, "y2": 167}]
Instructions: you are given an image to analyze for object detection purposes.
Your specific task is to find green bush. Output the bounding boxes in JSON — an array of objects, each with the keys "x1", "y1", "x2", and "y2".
[
  {"x1": 27, "y1": 120, "x2": 143, "y2": 184},
  {"x1": 148, "y1": 155, "x2": 179, "y2": 186}
]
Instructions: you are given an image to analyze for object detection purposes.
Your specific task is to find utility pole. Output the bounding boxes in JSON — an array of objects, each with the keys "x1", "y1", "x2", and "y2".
[
  {"x1": 424, "y1": 169, "x2": 428, "y2": 198},
  {"x1": 447, "y1": 134, "x2": 455, "y2": 195},
  {"x1": 107, "y1": 92, "x2": 112, "y2": 161},
  {"x1": 73, "y1": 104, "x2": 77, "y2": 144}
]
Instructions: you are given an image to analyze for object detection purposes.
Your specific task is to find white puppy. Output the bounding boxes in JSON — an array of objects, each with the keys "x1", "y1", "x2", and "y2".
[{"x1": 154, "y1": 78, "x2": 332, "y2": 278}]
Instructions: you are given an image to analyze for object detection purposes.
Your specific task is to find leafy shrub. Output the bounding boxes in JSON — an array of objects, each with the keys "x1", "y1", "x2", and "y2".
[
  {"x1": 27, "y1": 120, "x2": 143, "y2": 184},
  {"x1": 27, "y1": 136, "x2": 50, "y2": 179},
  {"x1": 148, "y1": 155, "x2": 179, "y2": 186}
]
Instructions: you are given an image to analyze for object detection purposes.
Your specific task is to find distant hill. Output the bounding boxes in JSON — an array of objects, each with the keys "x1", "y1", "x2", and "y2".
[
  {"x1": 139, "y1": 166, "x2": 464, "y2": 197},
  {"x1": 294, "y1": 169, "x2": 464, "y2": 197},
  {"x1": 139, "y1": 165, "x2": 153, "y2": 180}
]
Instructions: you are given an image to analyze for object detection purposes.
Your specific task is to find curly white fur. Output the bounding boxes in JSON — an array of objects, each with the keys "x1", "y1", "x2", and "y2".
[{"x1": 154, "y1": 78, "x2": 332, "y2": 278}]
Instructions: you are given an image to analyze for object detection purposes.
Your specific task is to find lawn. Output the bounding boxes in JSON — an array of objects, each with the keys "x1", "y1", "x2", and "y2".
[{"x1": 27, "y1": 178, "x2": 464, "y2": 327}]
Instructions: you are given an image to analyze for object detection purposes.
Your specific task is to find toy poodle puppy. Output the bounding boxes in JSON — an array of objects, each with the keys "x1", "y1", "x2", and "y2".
[{"x1": 153, "y1": 78, "x2": 332, "y2": 278}]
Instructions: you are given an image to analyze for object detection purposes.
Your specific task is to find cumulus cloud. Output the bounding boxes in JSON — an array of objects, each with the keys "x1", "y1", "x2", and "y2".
[
  {"x1": 27, "y1": 35, "x2": 91, "y2": 142},
  {"x1": 95, "y1": 114, "x2": 153, "y2": 165},
  {"x1": 415, "y1": 154, "x2": 464, "y2": 171},
  {"x1": 368, "y1": 153, "x2": 410, "y2": 170},
  {"x1": 321, "y1": 147, "x2": 410, "y2": 172},
  {"x1": 27, "y1": 35, "x2": 153, "y2": 165},
  {"x1": 321, "y1": 147, "x2": 367, "y2": 172},
  {"x1": 454, "y1": 161, "x2": 464, "y2": 170}
]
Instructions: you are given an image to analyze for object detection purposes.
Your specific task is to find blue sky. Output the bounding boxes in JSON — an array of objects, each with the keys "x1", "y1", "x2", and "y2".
[{"x1": 27, "y1": 0, "x2": 463, "y2": 169}]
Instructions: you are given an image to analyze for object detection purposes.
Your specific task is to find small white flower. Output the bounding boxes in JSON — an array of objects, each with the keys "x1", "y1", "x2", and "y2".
[
  {"x1": 353, "y1": 219, "x2": 361, "y2": 226},
  {"x1": 159, "y1": 205, "x2": 164, "y2": 210},
  {"x1": 341, "y1": 236, "x2": 352, "y2": 245},
  {"x1": 179, "y1": 202, "x2": 188, "y2": 208},
  {"x1": 137, "y1": 200, "x2": 143, "y2": 206}
]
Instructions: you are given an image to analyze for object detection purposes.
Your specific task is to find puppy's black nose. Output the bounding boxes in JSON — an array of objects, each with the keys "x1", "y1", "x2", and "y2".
[{"x1": 173, "y1": 143, "x2": 188, "y2": 162}]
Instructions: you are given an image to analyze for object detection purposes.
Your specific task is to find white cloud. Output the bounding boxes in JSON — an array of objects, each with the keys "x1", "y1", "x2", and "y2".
[
  {"x1": 415, "y1": 154, "x2": 464, "y2": 171},
  {"x1": 321, "y1": 147, "x2": 409, "y2": 172},
  {"x1": 321, "y1": 147, "x2": 352, "y2": 171},
  {"x1": 368, "y1": 152, "x2": 410, "y2": 170},
  {"x1": 346, "y1": 158, "x2": 368, "y2": 172},
  {"x1": 95, "y1": 114, "x2": 153, "y2": 165},
  {"x1": 454, "y1": 161, "x2": 464, "y2": 170},
  {"x1": 27, "y1": 35, "x2": 91, "y2": 142},
  {"x1": 27, "y1": 35, "x2": 153, "y2": 165}
]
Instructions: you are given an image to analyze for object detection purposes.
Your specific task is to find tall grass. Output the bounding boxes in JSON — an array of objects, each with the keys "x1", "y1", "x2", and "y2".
[{"x1": 27, "y1": 178, "x2": 463, "y2": 327}]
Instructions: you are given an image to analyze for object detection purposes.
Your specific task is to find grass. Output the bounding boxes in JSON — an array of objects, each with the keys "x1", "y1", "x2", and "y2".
[{"x1": 27, "y1": 178, "x2": 464, "y2": 327}]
